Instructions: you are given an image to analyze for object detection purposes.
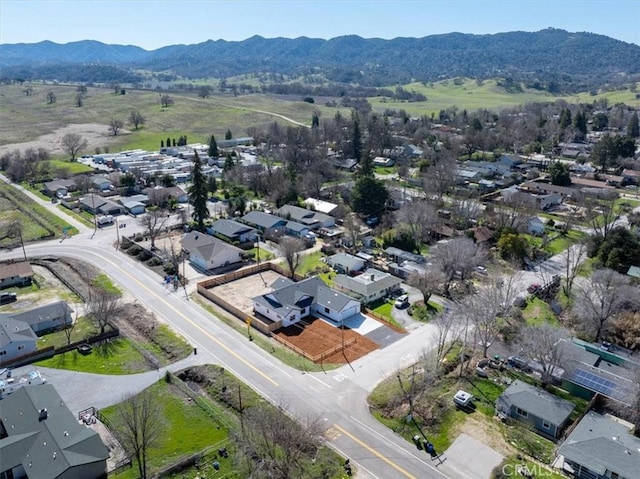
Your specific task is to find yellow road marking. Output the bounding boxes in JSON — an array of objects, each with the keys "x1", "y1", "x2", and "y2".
[
  {"x1": 102, "y1": 252, "x2": 278, "y2": 387},
  {"x1": 333, "y1": 424, "x2": 417, "y2": 479}
]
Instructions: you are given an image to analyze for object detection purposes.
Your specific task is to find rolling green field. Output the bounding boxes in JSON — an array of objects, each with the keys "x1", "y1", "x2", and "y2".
[{"x1": 369, "y1": 78, "x2": 640, "y2": 116}]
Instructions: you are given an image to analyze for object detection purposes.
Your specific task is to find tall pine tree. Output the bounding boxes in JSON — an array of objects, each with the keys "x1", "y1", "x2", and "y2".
[
  {"x1": 208, "y1": 135, "x2": 219, "y2": 157},
  {"x1": 189, "y1": 151, "x2": 209, "y2": 231},
  {"x1": 628, "y1": 112, "x2": 639, "y2": 138}
]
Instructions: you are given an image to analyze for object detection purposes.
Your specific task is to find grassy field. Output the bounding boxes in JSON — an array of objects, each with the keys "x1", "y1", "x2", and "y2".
[
  {"x1": 0, "y1": 83, "x2": 347, "y2": 149},
  {"x1": 369, "y1": 78, "x2": 640, "y2": 116}
]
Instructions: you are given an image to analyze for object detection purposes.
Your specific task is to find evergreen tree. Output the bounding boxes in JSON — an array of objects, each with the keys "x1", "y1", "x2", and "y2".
[
  {"x1": 574, "y1": 110, "x2": 587, "y2": 136},
  {"x1": 352, "y1": 117, "x2": 362, "y2": 162},
  {"x1": 548, "y1": 161, "x2": 572, "y2": 186},
  {"x1": 189, "y1": 151, "x2": 209, "y2": 231},
  {"x1": 223, "y1": 153, "x2": 235, "y2": 171},
  {"x1": 207, "y1": 175, "x2": 217, "y2": 194},
  {"x1": 559, "y1": 108, "x2": 572, "y2": 129},
  {"x1": 311, "y1": 112, "x2": 320, "y2": 129},
  {"x1": 628, "y1": 112, "x2": 639, "y2": 138},
  {"x1": 160, "y1": 140, "x2": 164, "y2": 148},
  {"x1": 225, "y1": 129, "x2": 233, "y2": 140},
  {"x1": 351, "y1": 175, "x2": 388, "y2": 216},
  {"x1": 358, "y1": 153, "x2": 374, "y2": 178},
  {"x1": 208, "y1": 135, "x2": 219, "y2": 157},
  {"x1": 166, "y1": 137, "x2": 171, "y2": 148}
]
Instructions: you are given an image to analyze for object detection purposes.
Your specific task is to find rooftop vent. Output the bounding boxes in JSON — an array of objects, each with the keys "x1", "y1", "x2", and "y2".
[{"x1": 38, "y1": 408, "x2": 48, "y2": 421}]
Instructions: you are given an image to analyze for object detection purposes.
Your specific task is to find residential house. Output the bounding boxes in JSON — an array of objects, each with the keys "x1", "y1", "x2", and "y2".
[
  {"x1": 163, "y1": 186, "x2": 188, "y2": 203},
  {"x1": 383, "y1": 247, "x2": 426, "y2": 265},
  {"x1": 0, "y1": 317, "x2": 37, "y2": 364},
  {"x1": 120, "y1": 200, "x2": 145, "y2": 215},
  {"x1": 253, "y1": 276, "x2": 361, "y2": 327},
  {"x1": 372, "y1": 157, "x2": 395, "y2": 167},
  {"x1": 304, "y1": 198, "x2": 339, "y2": 216},
  {"x1": 334, "y1": 268, "x2": 402, "y2": 303},
  {"x1": 626, "y1": 265, "x2": 640, "y2": 279},
  {"x1": 498, "y1": 154, "x2": 524, "y2": 169},
  {"x1": 495, "y1": 380, "x2": 575, "y2": 438},
  {"x1": 208, "y1": 218, "x2": 257, "y2": 244},
  {"x1": 42, "y1": 179, "x2": 76, "y2": 198},
  {"x1": 0, "y1": 262, "x2": 34, "y2": 289},
  {"x1": 520, "y1": 181, "x2": 575, "y2": 198},
  {"x1": 188, "y1": 237, "x2": 243, "y2": 271},
  {"x1": 556, "y1": 411, "x2": 640, "y2": 479},
  {"x1": 276, "y1": 205, "x2": 335, "y2": 230},
  {"x1": 8, "y1": 301, "x2": 73, "y2": 336},
  {"x1": 0, "y1": 384, "x2": 109, "y2": 479},
  {"x1": 622, "y1": 168, "x2": 640, "y2": 185},
  {"x1": 403, "y1": 144, "x2": 423, "y2": 158},
  {"x1": 143, "y1": 186, "x2": 188, "y2": 205},
  {"x1": 180, "y1": 230, "x2": 217, "y2": 255},
  {"x1": 455, "y1": 169, "x2": 481, "y2": 184},
  {"x1": 78, "y1": 194, "x2": 123, "y2": 216},
  {"x1": 91, "y1": 175, "x2": 113, "y2": 191},
  {"x1": 326, "y1": 253, "x2": 366, "y2": 275},
  {"x1": 527, "y1": 217, "x2": 546, "y2": 235},
  {"x1": 240, "y1": 211, "x2": 287, "y2": 238},
  {"x1": 284, "y1": 221, "x2": 310, "y2": 239}
]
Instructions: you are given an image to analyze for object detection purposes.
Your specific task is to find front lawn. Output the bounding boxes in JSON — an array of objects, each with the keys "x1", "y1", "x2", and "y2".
[{"x1": 522, "y1": 297, "x2": 559, "y2": 326}]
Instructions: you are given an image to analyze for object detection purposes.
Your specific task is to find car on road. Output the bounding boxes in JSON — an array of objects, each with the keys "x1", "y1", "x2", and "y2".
[
  {"x1": 394, "y1": 294, "x2": 409, "y2": 309},
  {"x1": 0, "y1": 292, "x2": 17, "y2": 305},
  {"x1": 507, "y1": 355, "x2": 531, "y2": 372},
  {"x1": 527, "y1": 283, "x2": 541, "y2": 294}
]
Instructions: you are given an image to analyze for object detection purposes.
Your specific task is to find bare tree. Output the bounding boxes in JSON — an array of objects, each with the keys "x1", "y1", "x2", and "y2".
[
  {"x1": 114, "y1": 388, "x2": 164, "y2": 479},
  {"x1": 450, "y1": 193, "x2": 483, "y2": 229},
  {"x1": 5, "y1": 216, "x2": 27, "y2": 261},
  {"x1": 61, "y1": 133, "x2": 88, "y2": 161},
  {"x1": 431, "y1": 312, "x2": 466, "y2": 370},
  {"x1": 86, "y1": 289, "x2": 121, "y2": 334},
  {"x1": 583, "y1": 193, "x2": 619, "y2": 240},
  {"x1": 422, "y1": 154, "x2": 456, "y2": 201},
  {"x1": 160, "y1": 94, "x2": 174, "y2": 107},
  {"x1": 563, "y1": 241, "x2": 587, "y2": 296},
  {"x1": 408, "y1": 269, "x2": 445, "y2": 304},
  {"x1": 233, "y1": 402, "x2": 322, "y2": 479},
  {"x1": 279, "y1": 237, "x2": 305, "y2": 279},
  {"x1": 109, "y1": 118, "x2": 124, "y2": 136},
  {"x1": 491, "y1": 193, "x2": 535, "y2": 232},
  {"x1": 196, "y1": 85, "x2": 213, "y2": 98},
  {"x1": 74, "y1": 174, "x2": 93, "y2": 194},
  {"x1": 396, "y1": 199, "x2": 438, "y2": 249},
  {"x1": 138, "y1": 206, "x2": 168, "y2": 249},
  {"x1": 62, "y1": 303, "x2": 79, "y2": 345},
  {"x1": 129, "y1": 110, "x2": 145, "y2": 130},
  {"x1": 517, "y1": 325, "x2": 570, "y2": 384},
  {"x1": 342, "y1": 212, "x2": 361, "y2": 249},
  {"x1": 75, "y1": 94, "x2": 84, "y2": 107},
  {"x1": 46, "y1": 91, "x2": 56, "y2": 104},
  {"x1": 431, "y1": 237, "x2": 483, "y2": 297},
  {"x1": 573, "y1": 268, "x2": 637, "y2": 341}
]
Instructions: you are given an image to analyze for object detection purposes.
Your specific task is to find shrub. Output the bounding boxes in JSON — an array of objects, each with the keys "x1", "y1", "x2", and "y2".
[
  {"x1": 127, "y1": 244, "x2": 143, "y2": 256},
  {"x1": 137, "y1": 249, "x2": 153, "y2": 261},
  {"x1": 146, "y1": 257, "x2": 162, "y2": 267},
  {"x1": 134, "y1": 233, "x2": 144, "y2": 242},
  {"x1": 163, "y1": 262, "x2": 177, "y2": 275}
]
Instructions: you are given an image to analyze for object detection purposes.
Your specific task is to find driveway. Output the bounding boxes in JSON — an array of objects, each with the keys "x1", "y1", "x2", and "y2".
[{"x1": 443, "y1": 433, "x2": 504, "y2": 479}]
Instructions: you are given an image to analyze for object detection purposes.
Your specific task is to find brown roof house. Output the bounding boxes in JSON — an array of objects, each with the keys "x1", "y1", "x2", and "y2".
[{"x1": 0, "y1": 262, "x2": 34, "y2": 289}]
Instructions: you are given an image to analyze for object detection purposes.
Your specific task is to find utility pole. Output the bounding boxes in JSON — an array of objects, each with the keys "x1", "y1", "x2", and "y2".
[
  {"x1": 114, "y1": 217, "x2": 120, "y2": 250},
  {"x1": 238, "y1": 385, "x2": 244, "y2": 435}
]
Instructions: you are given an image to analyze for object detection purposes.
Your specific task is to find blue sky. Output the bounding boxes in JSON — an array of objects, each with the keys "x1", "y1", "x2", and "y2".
[{"x1": 1, "y1": 0, "x2": 638, "y2": 49}]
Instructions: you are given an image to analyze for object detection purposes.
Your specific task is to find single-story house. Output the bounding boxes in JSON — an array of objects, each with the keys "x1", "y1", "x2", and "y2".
[
  {"x1": 78, "y1": 194, "x2": 123, "y2": 216},
  {"x1": 253, "y1": 276, "x2": 361, "y2": 327},
  {"x1": 0, "y1": 384, "x2": 109, "y2": 479},
  {"x1": 207, "y1": 218, "x2": 257, "y2": 243},
  {"x1": 455, "y1": 169, "x2": 481, "y2": 183},
  {"x1": 498, "y1": 154, "x2": 524, "y2": 168},
  {"x1": 121, "y1": 200, "x2": 146, "y2": 215},
  {"x1": 42, "y1": 179, "x2": 76, "y2": 198},
  {"x1": 520, "y1": 181, "x2": 575, "y2": 198},
  {"x1": 0, "y1": 262, "x2": 34, "y2": 289},
  {"x1": 188, "y1": 237, "x2": 243, "y2": 271},
  {"x1": 91, "y1": 175, "x2": 113, "y2": 191},
  {"x1": 334, "y1": 268, "x2": 402, "y2": 303},
  {"x1": 495, "y1": 380, "x2": 575, "y2": 438},
  {"x1": 180, "y1": 230, "x2": 217, "y2": 255},
  {"x1": 0, "y1": 316, "x2": 37, "y2": 363},
  {"x1": 622, "y1": 168, "x2": 640, "y2": 185},
  {"x1": 241, "y1": 211, "x2": 287, "y2": 237},
  {"x1": 325, "y1": 253, "x2": 366, "y2": 275},
  {"x1": 143, "y1": 186, "x2": 188, "y2": 204},
  {"x1": 383, "y1": 247, "x2": 426, "y2": 265},
  {"x1": 164, "y1": 186, "x2": 188, "y2": 203},
  {"x1": 403, "y1": 144, "x2": 423, "y2": 157},
  {"x1": 556, "y1": 411, "x2": 640, "y2": 479},
  {"x1": 284, "y1": 221, "x2": 310, "y2": 238},
  {"x1": 304, "y1": 198, "x2": 338, "y2": 216},
  {"x1": 276, "y1": 204, "x2": 335, "y2": 230},
  {"x1": 527, "y1": 217, "x2": 546, "y2": 235},
  {"x1": 372, "y1": 157, "x2": 395, "y2": 167},
  {"x1": 8, "y1": 301, "x2": 73, "y2": 336},
  {"x1": 627, "y1": 265, "x2": 640, "y2": 279}
]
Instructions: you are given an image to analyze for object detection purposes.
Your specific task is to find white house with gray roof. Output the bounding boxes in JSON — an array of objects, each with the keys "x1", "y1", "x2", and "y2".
[
  {"x1": 276, "y1": 204, "x2": 334, "y2": 230},
  {"x1": 253, "y1": 277, "x2": 360, "y2": 327},
  {"x1": 557, "y1": 411, "x2": 640, "y2": 479},
  {"x1": 333, "y1": 269, "x2": 402, "y2": 304},
  {"x1": 0, "y1": 317, "x2": 37, "y2": 364},
  {"x1": 0, "y1": 384, "x2": 108, "y2": 479},
  {"x1": 496, "y1": 380, "x2": 575, "y2": 438},
  {"x1": 326, "y1": 253, "x2": 366, "y2": 275},
  {"x1": 7, "y1": 301, "x2": 73, "y2": 336}
]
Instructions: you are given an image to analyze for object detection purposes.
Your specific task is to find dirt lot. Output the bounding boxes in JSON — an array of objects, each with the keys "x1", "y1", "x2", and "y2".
[
  {"x1": 0, "y1": 123, "x2": 129, "y2": 156},
  {"x1": 209, "y1": 269, "x2": 285, "y2": 315},
  {"x1": 275, "y1": 317, "x2": 379, "y2": 364}
]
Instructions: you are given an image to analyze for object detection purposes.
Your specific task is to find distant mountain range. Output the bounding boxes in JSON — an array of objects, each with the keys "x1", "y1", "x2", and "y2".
[{"x1": 1, "y1": 29, "x2": 639, "y2": 88}]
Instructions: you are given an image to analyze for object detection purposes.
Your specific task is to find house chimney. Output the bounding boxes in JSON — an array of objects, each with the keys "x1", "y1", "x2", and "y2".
[
  {"x1": 370, "y1": 274, "x2": 375, "y2": 281},
  {"x1": 38, "y1": 408, "x2": 48, "y2": 421}
]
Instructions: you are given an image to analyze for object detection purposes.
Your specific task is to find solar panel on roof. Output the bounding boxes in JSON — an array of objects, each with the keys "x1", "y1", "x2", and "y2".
[{"x1": 570, "y1": 368, "x2": 630, "y2": 401}]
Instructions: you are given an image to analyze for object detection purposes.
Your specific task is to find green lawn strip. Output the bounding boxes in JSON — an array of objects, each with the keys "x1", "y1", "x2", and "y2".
[
  {"x1": 522, "y1": 297, "x2": 559, "y2": 326},
  {"x1": 92, "y1": 273, "x2": 123, "y2": 296},
  {"x1": 374, "y1": 166, "x2": 396, "y2": 175},
  {"x1": 36, "y1": 316, "x2": 98, "y2": 349},
  {"x1": 193, "y1": 297, "x2": 338, "y2": 372},
  {"x1": 47, "y1": 159, "x2": 94, "y2": 175},
  {"x1": 296, "y1": 250, "x2": 326, "y2": 276},
  {"x1": 35, "y1": 337, "x2": 149, "y2": 374},
  {"x1": 103, "y1": 380, "x2": 231, "y2": 479},
  {"x1": 56, "y1": 204, "x2": 95, "y2": 227},
  {"x1": 19, "y1": 182, "x2": 52, "y2": 201},
  {"x1": 503, "y1": 425, "x2": 556, "y2": 464}
]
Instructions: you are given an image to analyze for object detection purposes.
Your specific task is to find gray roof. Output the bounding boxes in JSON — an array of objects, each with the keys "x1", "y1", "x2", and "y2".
[
  {"x1": 254, "y1": 276, "x2": 356, "y2": 318},
  {"x1": 122, "y1": 200, "x2": 145, "y2": 210},
  {"x1": 0, "y1": 384, "x2": 108, "y2": 478},
  {"x1": 276, "y1": 204, "x2": 331, "y2": 227},
  {"x1": 0, "y1": 316, "x2": 37, "y2": 348},
  {"x1": 558, "y1": 411, "x2": 640, "y2": 479},
  {"x1": 326, "y1": 253, "x2": 365, "y2": 271},
  {"x1": 192, "y1": 240, "x2": 243, "y2": 264},
  {"x1": 181, "y1": 231, "x2": 218, "y2": 252},
  {"x1": 384, "y1": 247, "x2": 426, "y2": 264},
  {"x1": 499, "y1": 380, "x2": 575, "y2": 425},
  {"x1": 334, "y1": 268, "x2": 401, "y2": 297},
  {"x1": 78, "y1": 193, "x2": 107, "y2": 210},
  {"x1": 241, "y1": 211, "x2": 286, "y2": 229},
  {"x1": 286, "y1": 221, "x2": 308, "y2": 233},
  {"x1": 8, "y1": 301, "x2": 72, "y2": 328},
  {"x1": 210, "y1": 219, "x2": 255, "y2": 238}
]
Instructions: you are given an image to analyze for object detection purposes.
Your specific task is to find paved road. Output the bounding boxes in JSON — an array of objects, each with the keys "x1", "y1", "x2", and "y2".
[{"x1": 3, "y1": 241, "x2": 464, "y2": 479}]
